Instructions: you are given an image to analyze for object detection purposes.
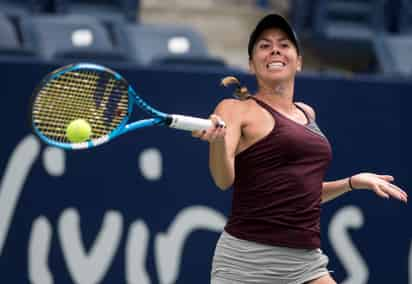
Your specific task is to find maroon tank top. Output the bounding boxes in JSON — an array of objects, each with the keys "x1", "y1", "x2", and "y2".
[{"x1": 224, "y1": 97, "x2": 332, "y2": 249}]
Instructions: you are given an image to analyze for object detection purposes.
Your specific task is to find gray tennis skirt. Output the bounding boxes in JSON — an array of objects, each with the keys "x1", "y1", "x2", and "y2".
[{"x1": 211, "y1": 231, "x2": 330, "y2": 284}]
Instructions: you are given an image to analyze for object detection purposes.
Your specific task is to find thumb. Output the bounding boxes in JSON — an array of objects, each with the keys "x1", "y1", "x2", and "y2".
[
  {"x1": 191, "y1": 129, "x2": 205, "y2": 138},
  {"x1": 378, "y1": 175, "x2": 394, "y2": 182}
]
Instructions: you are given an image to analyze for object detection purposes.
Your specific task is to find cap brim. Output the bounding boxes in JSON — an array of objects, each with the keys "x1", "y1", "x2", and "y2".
[{"x1": 248, "y1": 14, "x2": 300, "y2": 57}]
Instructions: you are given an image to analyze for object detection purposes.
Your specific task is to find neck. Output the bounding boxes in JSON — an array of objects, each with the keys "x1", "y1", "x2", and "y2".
[{"x1": 255, "y1": 80, "x2": 295, "y2": 111}]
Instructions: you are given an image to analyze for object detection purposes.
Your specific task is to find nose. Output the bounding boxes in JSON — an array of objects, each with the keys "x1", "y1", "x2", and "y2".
[{"x1": 271, "y1": 48, "x2": 281, "y2": 56}]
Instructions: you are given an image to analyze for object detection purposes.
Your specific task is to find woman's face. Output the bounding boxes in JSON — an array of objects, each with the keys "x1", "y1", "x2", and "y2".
[{"x1": 249, "y1": 28, "x2": 302, "y2": 84}]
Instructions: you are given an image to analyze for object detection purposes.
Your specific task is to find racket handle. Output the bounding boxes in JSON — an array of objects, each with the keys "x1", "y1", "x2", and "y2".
[{"x1": 168, "y1": 114, "x2": 225, "y2": 131}]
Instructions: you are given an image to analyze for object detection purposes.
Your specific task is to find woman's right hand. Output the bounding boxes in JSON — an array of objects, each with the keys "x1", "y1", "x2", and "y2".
[{"x1": 192, "y1": 114, "x2": 226, "y2": 143}]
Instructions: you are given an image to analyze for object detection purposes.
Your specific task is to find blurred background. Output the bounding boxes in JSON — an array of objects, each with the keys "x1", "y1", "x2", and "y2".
[{"x1": 0, "y1": 0, "x2": 411, "y2": 283}]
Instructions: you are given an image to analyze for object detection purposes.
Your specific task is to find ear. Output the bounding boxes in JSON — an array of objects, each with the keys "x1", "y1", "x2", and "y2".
[{"x1": 296, "y1": 55, "x2": 303, "y2": 72}]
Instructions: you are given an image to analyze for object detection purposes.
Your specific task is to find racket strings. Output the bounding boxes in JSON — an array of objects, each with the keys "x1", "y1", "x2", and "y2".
[{"x1": 33, "y1": 70, "x2": 129, "y2": 143}]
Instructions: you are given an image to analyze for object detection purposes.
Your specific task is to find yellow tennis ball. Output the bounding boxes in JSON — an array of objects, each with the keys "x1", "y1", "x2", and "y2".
[{"x1": 66, "y1": 119, "x2": 92, "y2": 143}]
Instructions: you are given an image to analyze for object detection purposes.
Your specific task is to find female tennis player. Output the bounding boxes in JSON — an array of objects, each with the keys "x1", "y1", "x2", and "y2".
[{"x1": 193, "y1": 13, "x2": 408, "y2": 284}]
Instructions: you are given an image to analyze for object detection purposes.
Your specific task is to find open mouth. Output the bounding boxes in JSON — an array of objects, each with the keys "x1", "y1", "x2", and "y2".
[{"x1": 267, "y1": 61, "x2": 286, "y2": 70}]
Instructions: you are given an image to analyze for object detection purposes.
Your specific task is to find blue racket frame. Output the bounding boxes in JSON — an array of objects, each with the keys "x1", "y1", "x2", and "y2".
[{"x1": 32, "y1": 63, "x2": 171, "y2": 150}]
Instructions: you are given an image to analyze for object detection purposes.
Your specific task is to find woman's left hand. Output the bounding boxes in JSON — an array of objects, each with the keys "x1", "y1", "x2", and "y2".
[{"x1": 350, "y1": 173, "x2": 408, "y2": 203}]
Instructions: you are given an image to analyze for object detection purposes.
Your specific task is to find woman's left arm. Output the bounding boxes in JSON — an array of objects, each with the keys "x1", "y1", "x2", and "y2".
[
  {"x1": 322, "y1": 173, "x2": 408, "y2": 204},
  {"x1": 296, "y1": 103, "x2": 408, "y2": 204}
]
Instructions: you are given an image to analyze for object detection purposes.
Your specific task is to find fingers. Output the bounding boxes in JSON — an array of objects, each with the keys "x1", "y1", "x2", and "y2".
[
  {"x1": 357, "y1": 173, "x2": 407, "y2": 203},
  {"x1": 210, "y1": 114, "x2": 226, "y2": 128},
  {"x1": 387, "y1": 182, "x2": 407, "y2": 196},
  {"x1": 191, "y1": 114, "x2": 226, "y2": 143},
  {"x1": 374, "y1": 184, "x2": 390, "y2": 199},
  {"x1": 375, "y1": 182, "x2": 408, "y2": 203},
  {"x1": 384, "y1": 183, "x2": 408, "y2": 203}
]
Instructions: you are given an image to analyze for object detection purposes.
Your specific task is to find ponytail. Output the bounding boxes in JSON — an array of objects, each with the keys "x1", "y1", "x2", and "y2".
[{"x1": 220, "y1": 76, "x2": 251, "y2": 100}]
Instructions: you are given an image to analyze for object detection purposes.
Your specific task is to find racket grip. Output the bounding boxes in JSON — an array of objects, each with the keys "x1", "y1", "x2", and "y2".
[{"x1": 168, "y1": 114, "x2": 225, "y2": 131}]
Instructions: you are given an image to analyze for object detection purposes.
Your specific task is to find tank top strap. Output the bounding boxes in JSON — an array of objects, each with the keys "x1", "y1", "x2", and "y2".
[
  {"x1": 249, "y1": 96, "x2": 281, "y2": 119},
  {"x1": 294, "y1": 103, "x2": 313, "y2": 123},
  {"x1": 249, "y1": 97, "x2": 309, "y2": 124}
]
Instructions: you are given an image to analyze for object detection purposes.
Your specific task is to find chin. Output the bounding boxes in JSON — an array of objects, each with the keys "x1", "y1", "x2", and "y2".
[{"x1": 267, "y1": 73, "x2": 290, "y2": 82}]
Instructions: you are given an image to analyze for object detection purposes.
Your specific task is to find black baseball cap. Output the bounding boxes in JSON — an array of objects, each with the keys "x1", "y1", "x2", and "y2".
[{"x1": 248, "y1": 14, "x2": 300, "y2": 58}]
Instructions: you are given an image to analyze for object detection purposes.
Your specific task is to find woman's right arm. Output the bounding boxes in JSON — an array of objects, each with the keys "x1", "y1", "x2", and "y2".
[{"x1": 193, "y1": 99, "x2": 244, "y2": 190}]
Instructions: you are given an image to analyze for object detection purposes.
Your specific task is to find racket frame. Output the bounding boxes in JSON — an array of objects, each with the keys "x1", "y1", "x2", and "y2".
[{"x1": 32, "y1": 63, "x2": 215, "y2": 150}]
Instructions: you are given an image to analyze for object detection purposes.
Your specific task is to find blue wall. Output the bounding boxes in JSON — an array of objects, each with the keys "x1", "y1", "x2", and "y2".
[{"x1": 0, "y1": 61, "x2": 410, "y2": 283}]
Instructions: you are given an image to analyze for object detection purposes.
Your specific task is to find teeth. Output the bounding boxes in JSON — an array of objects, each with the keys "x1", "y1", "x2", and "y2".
[{"x1": 268, "y1": 62, "x2": 285, "y2": 69}]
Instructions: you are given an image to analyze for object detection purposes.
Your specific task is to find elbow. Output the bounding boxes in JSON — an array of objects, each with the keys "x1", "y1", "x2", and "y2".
[
  {"x1": 211, "y1": 175, "x2": 233, "y2": 191},
  {"x1": 209, "y1": 165, "x2": 234, "y2": 191},
  {"x1": 321, "y1": 193, "x2": 332, "y2": 204},
  {"x1": 215, "y1": 181, "x2": 232, "y2": 191}
]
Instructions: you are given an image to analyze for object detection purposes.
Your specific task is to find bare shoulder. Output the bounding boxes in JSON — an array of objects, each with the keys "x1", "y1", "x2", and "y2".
[
  {"x1": 295, "y1": 101, "x2": 316, "y2": 120},
  {"x1": 214, "y1": 98, "x2": 250, "y2": 115},
  {"x1": 214, "y1": 98, "x2": 253, "y2": 129}
]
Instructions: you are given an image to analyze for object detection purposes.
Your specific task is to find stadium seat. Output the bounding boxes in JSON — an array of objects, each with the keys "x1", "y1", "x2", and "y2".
[
  {"x1": 311, "y1": 0, "x2": 387, "y2": 71},
  {"x1": 399, "y1": 0, "x2": 412, "y2": 33},
  {"x1": 373, "y1": 34, "x2": 412, "y2": 76},
  {"x1": 314, "y1": 0, "x2": 387, "y2": 34},
  {"x1": 54, "y1": 0, "x2": 140, "y2": 23},
  {"x1": 117, "y1": 23, "x2": 226, "y2": 68},
  {"x1": 0, "y1": 0, "x2": 48, "y2": 17},
  {"x1": 19, "y1": 15, "x2": 127, "y2": 62},
  {"x1": 0, "y1": 13, "x2": 34, "y2": 58},
  {"x1": 290, "y1": 0, "x2": 318, "y2": 40},
  {"x1": 383, "y1": 0, "x2": 401, "y2": 33}
]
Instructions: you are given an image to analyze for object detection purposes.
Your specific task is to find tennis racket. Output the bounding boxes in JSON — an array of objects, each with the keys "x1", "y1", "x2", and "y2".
[{"x1": 31, "y1": 63, "x2": 221, "y2": 150}]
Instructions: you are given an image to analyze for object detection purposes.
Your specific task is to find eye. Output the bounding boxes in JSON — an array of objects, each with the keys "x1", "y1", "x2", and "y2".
[
  {"x1": 280, "y1": 42, "x2": 290, "y2": 48},
  {"x1": 258, "y1": 42, "x2": 271, "y2": 49}
]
